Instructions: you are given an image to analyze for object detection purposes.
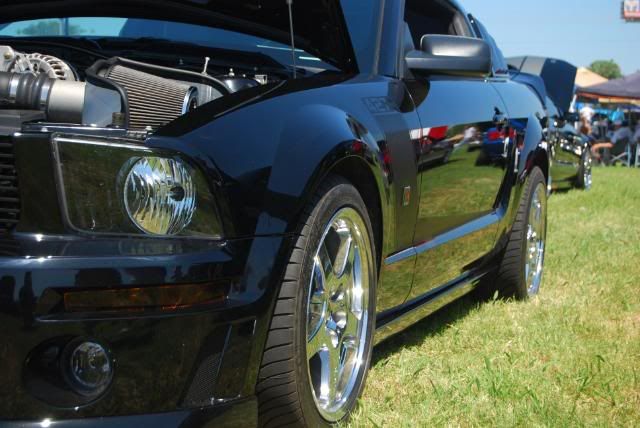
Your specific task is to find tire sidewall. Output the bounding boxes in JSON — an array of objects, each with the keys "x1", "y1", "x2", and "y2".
[{"x1": 293, "y1": 182, "x2": 377, "y2": 426}]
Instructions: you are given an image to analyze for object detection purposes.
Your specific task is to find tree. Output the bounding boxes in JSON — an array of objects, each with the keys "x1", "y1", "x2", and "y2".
[
  {"x1": 589, "y1": 60, "x2": 623, "y2": 80},
  {"x1": 16, "y1": 19, "x2": 89, "y2": 36}
]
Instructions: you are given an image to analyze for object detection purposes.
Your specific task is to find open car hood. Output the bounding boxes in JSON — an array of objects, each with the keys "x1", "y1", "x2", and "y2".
[
  {"x1": 507, "y1": 56, "x2": 577, "y2": 114},
  {"x1": 0, "y1": 0, "x2": 356, "y2": 72}
]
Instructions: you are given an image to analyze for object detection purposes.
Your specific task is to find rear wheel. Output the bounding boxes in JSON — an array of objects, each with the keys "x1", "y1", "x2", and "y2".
[
  {"x1": 576, "y1": 149, "x2": 593, "y2": 190},
  {"x1": 257, "y1": 177, "x2": 376, "y2": 427},
  {"x1": 490, "y1": 167, "x2": 547, "y2": 300}
]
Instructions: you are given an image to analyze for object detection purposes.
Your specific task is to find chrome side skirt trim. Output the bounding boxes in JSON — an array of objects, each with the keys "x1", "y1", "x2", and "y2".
[{"x1": 373, "y1": 270, "x2": 487, "y2": 345}]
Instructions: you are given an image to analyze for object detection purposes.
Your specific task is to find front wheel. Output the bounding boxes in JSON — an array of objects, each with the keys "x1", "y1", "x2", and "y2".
[
  {"x1": 490, "y1": 167, "x2": 548, "y2": 300},
  {"x1": 257, "y1": 177, "x2": 376, "y2": 427}
]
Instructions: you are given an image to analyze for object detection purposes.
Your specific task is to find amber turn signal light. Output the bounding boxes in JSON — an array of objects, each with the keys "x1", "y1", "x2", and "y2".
[{"x1": 63, "y1": 282, "x2": 226, "y2": 313}]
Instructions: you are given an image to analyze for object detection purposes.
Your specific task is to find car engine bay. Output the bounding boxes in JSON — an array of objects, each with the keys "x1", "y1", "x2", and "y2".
[{"x1": 0, "y1": 44, "x2": 276, "y2": 137}]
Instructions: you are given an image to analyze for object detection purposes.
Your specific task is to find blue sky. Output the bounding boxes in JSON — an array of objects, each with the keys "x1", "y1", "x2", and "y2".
[{"x1": 463, "y1": 0, "x2": 640, "y2": 74}]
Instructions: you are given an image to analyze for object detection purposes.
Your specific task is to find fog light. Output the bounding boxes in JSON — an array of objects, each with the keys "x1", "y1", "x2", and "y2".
[
  {"x1": 124, "y1": 156, "x2": 196, "y2": 235},
  {"x1": 63, "y1": 340, "x2": 113, "y2": 396}
]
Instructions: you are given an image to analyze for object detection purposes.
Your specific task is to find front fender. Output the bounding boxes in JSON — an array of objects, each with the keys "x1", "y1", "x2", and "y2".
[
  {"x1": 147, "y1": 76, "x2": 391, "y2": 242},
  {"x1": 266, "y1": 104, "x2": 389, "y2": 234}
]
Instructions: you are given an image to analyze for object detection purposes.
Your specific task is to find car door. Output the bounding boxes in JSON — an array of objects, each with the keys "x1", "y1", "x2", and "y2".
[{"x1": 403, "y1": 2, "x2": 511, "y2": 300}]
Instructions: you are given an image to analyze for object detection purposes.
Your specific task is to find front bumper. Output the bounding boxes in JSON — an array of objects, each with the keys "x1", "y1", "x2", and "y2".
[
  {"x1": 0, "y1": 233, "x2": 292, "y2": 425},
  {"x1": 2, "y1": 396, "x2": 257, "y2": 428}
]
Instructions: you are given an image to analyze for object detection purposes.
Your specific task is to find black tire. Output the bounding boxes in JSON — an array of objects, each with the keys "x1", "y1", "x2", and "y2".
[
  {"x1": 441, "y1": 147, "x2": 453, "y2": 164},
  {"x1": 576, "y1": 149, "x2": 592, "y2": 190},
  {"x1": 256, "y1": 176, "x2": 377, "y2": 427},
  {"x1": 487, "y1": 167, "x2": 547, "y2": 300}
]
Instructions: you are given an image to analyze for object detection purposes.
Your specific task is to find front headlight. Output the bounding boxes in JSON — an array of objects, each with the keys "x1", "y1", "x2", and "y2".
[
  {"x1": 124, "y1": 157, "x2": 197, "y2": 235},
  {"x1": 53, "y1": 136, "x2": 221, "y2": 239}
]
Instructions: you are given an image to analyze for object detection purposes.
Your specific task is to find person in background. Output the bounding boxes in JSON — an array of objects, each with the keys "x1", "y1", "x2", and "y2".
[
  {"x1": 579, "y1": 118, "x2": 592, "y2": 137},
  {"x1": 632, "y1": 124, "x2": 640, "y2": 166},
  {"x1": 591, "y1": 115, "x2": 609, "y2": 141},
  {"x1": 591, "y1": 120, "x2": 633, "y2": 163},
  {"x1": 629, "y1": 123, "x2": 640, "y2": 167},
  {"x1": 580, "y1": 104, "x2": 595, "y2": 125}
]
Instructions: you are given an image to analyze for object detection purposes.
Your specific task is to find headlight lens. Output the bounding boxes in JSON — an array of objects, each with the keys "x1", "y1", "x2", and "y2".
[
  {"x1": 53, "y1": 136, "x2": 221, "y2": 238},
  {"x1": 124, "y1": 157, "x2": 196, "y2": 235}
]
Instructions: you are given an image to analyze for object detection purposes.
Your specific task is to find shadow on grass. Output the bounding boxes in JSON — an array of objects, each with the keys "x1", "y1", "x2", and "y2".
[
  {"x1": 551, "y1": 187, "x2": 572, "y2": 195},
  {"x1": 372, "y1": 293, "x2": 484, "y2": 365}
]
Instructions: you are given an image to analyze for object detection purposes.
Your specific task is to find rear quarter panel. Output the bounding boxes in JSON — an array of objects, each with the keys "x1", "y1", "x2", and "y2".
[{"x1": 491, "y1": 79, "x2": 549, "y2": 242}]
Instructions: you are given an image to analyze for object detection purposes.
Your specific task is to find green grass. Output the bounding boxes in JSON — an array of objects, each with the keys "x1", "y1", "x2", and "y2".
[{"x1": 350, "y1": 167, "x2": 640, "y2": 427}]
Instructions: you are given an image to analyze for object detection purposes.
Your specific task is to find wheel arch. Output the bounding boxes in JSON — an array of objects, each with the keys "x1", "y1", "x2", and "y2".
[
  {"x1": 264, "y1": 104, "x2": 392, "y2": 277},
  {"x1": 320, "y1": 155, "x2": 385, "y2": 276},
  {"x1": 532, "y1": 145, "x2": 550, "y2": 187},
  {"x1": 517, "y1": 114, "x2": 550, "y2": 185},
  {"x1": 502, "y1": 114, "x2": 550, "y2": 229}
]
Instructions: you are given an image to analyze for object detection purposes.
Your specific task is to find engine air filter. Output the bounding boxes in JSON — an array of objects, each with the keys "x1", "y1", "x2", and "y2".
[{"x1": 104, "y1": 65, "x2": 198, "y2": 130}]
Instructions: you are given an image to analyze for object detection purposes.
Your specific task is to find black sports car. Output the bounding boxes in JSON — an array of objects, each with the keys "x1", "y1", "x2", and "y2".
[
  {"x1": 0, "y1": 1, "x2": 550, "y2": 426},
  {"x1": 507, "y1": 56, "x2": 593, "y2": 191},
  {"x1": 546, "y1": 99, "x2": 593, "y2": 190}
]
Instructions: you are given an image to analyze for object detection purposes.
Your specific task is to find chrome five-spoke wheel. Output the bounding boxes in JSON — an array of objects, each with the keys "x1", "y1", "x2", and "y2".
[
  {"x1": 306, "y1": 207, "x2": 372, "y2": 422},
  {"x1": 256, "y1": 179, "x2": 375, "y2": 427},
  {"x1": 525, "y1": 182, "x2": 547, "y2": 295},
  {"x1": 583, "y1": 153, "x2": 593, "y2": 190}
]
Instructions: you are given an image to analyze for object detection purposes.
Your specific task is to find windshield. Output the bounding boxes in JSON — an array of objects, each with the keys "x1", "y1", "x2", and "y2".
[
  {"x1": 0, "y1": 17, "x2": 336, "y2": 73},
  {"x1": 469, "y1": 16, "x2": 508, "y2": 76},
  {"x1": 546, "y1": 97, "x2": 560, "y2": 119}
]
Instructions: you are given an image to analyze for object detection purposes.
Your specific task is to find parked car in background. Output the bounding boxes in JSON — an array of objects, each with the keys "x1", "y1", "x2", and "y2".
[
  {"x1": 0, "y1": 1, "x2": 549, "y2": 426},
  {"x1": 507, "y1": 56, "x2": 593, "y2": 190},
  {"x1": 546, "y1": 98, "x2": 593, "y2": 190}
]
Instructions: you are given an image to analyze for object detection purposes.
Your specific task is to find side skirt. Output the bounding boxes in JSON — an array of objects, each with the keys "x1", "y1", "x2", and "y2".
[{"x1": 373, "y1": 268, "x2": 491, "y2": 345}]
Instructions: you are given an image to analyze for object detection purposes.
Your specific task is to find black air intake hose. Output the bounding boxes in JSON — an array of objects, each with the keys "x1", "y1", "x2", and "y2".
[
  {"x1": 0, "y1": 71, "x2": 49, "y2": 109},
  {"x1": 0, "y1": 71, "x2": 86, "y2": 123}
]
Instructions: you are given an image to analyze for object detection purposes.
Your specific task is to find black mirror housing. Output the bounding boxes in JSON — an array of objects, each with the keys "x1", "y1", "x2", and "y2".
[{"x1": 406, "y1": 35, "x2": 492, "y2": 77}]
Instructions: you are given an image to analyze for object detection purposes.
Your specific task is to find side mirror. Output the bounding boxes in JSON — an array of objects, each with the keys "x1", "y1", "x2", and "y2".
[{"x1": 406, "y1": 35, "x2": 492, "y2": 77}]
